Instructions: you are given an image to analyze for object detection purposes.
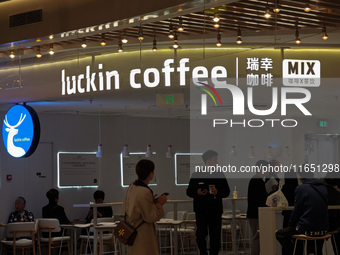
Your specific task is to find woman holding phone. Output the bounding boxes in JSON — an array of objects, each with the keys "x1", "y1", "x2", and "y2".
[{"x1": 123, "y1": 159, "x2": 167, "y2": 255}]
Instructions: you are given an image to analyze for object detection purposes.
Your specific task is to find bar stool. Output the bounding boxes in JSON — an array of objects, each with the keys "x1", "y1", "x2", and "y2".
[
  {"x1": 156, "y1": 219, "x2": 185, "y2": 255},
  {"x1": 292, "y1": 233, "x2": 332, "y2": 255},
  {"x1": 328, "y1": 230, "x2": 339, "y2": 255}
]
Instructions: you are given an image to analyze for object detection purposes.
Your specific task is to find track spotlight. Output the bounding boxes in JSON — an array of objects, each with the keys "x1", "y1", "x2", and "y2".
[
  {"x1": 214, "y1": 22, "x2": 220, "y2": 29},
  {"x1": 138, "y1": 25, "x2": 144, "y2": 41},
  {"x1": 36, "y1": 47, "x2": 42, "y2": 58},
  {"x1": 121, "y1": 32, "x2": 128, "y2": 44},
  {"x1": 118, "y1": 41, "x2": 123, "y2": 52},
  {"x1": 273, "y1": 0, "x2": 280, "y2": 13},
  {"x1": 168, "y1": 21, "x2": 174, "y2": 39},
  {"x1": 81, "y1": 38, "x2": 87, "y2": 48},
  {"x1": 236, "y1": 28, "x2": 242, "y2": 44},
  {"x1": 152, "y1": 36, "x2": 157, "y2": 51},
  {"x1": 322, "y1": 25, "x2": 328, "y2": 40},
  {"x1": 49, "y1": 44, "x2": 55, "y2": 55},
  {"x1": 178, "y1": 17, "x2": 184, "y2": 32},
  {"x1": 304, "y1": 0, "x2": 311, "y2": 12},
  {"x1": 264, "y1": 6, "x2": 271, "y2": 19},
  {"x1": 9, "y1": 50, "x2": 15, "y2": 59},
  {"x1": 216, "y1": 31, "x2": 222, "y2": 47},
  {"x1": 295, "y1": 27, "x2": 301, "y2": 44},
  {"x1": 213, "y1": 13, "x2": 220, "y2": 23},
  {"x1": 173, "y1": 33, "x2": 179, "y2": 49},
  {"x1": 100, "y1": 34, "x2": 106, "y2": 46}
]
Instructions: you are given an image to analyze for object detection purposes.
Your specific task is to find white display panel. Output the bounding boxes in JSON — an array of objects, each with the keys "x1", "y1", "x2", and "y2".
[
  {"x1": 120, "y1": 152, "x2": 158, "y2": 187},
  {"x1": 175, "y1": 153, "x2": 203, "y2": 186},
  {"x1": 57, "y1": 152, "x2": 99, "y2": 188}
]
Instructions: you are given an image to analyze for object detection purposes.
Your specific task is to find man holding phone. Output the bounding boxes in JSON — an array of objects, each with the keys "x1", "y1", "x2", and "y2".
[{"x1": 186, "y1": 150, "x2": 230, "y2": 255}]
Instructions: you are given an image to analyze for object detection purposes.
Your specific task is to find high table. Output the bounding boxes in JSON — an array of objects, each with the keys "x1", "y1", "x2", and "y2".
[
  {"x1": 230, "y1": 197, "x2": 247, "y2": 255},
  {"x1": 258, "y1": 205, "x2": 340, "y2": 255},
  {"x1": 90, "y1": 202, "x2": 122, "y2": 255}
]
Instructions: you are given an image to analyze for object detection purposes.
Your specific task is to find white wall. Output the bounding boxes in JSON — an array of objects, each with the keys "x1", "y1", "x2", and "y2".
[{"x1": 0, "y1": 111, "x2": 338, "y2": 239}]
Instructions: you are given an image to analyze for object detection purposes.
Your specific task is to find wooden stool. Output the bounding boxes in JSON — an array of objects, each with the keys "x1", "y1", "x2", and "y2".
[
  {"x1": 328, "y1": 230, "x2": 339, "y2": 255},
  {"x1": 292, "y1": 233, "x2": 331, "y2": 255}
]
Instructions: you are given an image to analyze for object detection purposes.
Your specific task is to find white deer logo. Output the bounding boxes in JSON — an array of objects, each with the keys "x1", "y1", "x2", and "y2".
[{"x1": 4, "y1": 113, "x2": 27, "y2": 157}]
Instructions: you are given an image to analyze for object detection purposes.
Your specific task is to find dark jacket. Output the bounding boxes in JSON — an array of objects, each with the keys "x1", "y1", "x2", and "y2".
[
  {"x1": 42, "y1": 202, "x2": 70, "y2": 224},
  {"x1": 85, "y1": 206, "x2": 113, "y2": 223},
  {"x1": 247, "y1": 175, "x2": 268, "y2": 219},
  {"x1": 186, "y1": 172, "x2": 230, "y2": 214},
  {"x1": 326, "y1": 184, "x2": 340, "y2": 231},
  {"x1": 289, "y1": 178, "x2": 328, "y2": 235}
]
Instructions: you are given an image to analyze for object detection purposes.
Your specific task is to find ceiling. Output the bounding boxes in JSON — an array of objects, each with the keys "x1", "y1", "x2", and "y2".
[{"x1": 0, "y1": 0, "x2": 339, "y2": 118}]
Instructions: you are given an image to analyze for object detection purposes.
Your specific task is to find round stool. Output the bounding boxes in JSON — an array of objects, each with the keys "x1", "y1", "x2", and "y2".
[
  {"x1": 328, "y1": 230, "x2": 339, "y2": 255},
  {"x1": 292, "y1": 233, "x2": 331, "y2": 255}
]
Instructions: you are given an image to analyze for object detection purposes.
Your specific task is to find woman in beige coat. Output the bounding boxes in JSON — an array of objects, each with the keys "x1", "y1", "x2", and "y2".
[{"x1": 123, "y1": 159, "x2": 168, "y2": 255}]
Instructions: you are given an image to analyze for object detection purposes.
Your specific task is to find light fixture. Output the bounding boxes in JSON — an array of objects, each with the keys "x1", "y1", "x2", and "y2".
[
  {"x1": 216, "y1": 30, "x2": 222, "y2": 47},
  {"x1": 173, "y1": 32, "x2": 179, "y2": 49},
  {"x1": 178, "y1": 17, "x2": 184, "y2": 32},
  {"x1": 138, "y1": 25, "x2": 144, "y2": 41},
  {"x1": 152, "y1": 36, "x2": 157, "y2": 51},
  {"x1": 322, "y1": 25, "x2": 328, "y2": 40},
  {"x1": 118, "y1": 41, "x2": 123, "y2": 52},
  {"x1": 236, "y1": 28, "x2": 242, "y2": 44},
  {"x1": 264, "y1": 2, "x2": 271, "y2": 19},
  {"x1": 49, "y1": 35, "x2": 54, "y2": 40},
  {"x1": 100, "y1": 34, "x2": 106, "y2": 46},
  {"x1": 9, "y1": 50, "x2": 15, "y2": 59},
  {"x1": 168, "y1": 21, "x2": 174, "y2": 39},
  {"x1": 145, "y1": 144, "x2": 152, "y2": 158},
  {"x1": 284, "y1": 146, "x2": 290, "y2": 158},
  {"x1": 213, "y1": 12, "x2": 220, "y2": 22},
  {"x1": 230, "y1": 145, "x2": 237, "y2": 157},
  {"x1": 122, "y1": 144, "x2": 130, "y2": 158},
  {"x1": 96, "y1": 105, "x2": 103, "y2": 158},
  {"x1": 49, "y1": 44, "x2": 54, "y2": 55},
  {"x1": 249, "y1": 145, "x2": 255, "y2": 158},
  {"x1": 273, "y1": 0, "x2": 280, "y2": 13},
  {"x1": 121, "y1": 32, "x2": 128, "y2": 44},
  {"x1": 166, "y1": 145, "x2": 173, "y2": 158},
  {"x1": 295, "y1": 26, "x2": 301, "y2": 44},
  {"x1": 81, "y1": 38, "x2": 87, "y2": 48},
  {"x1": 304, "y1": 0, "x2": 311, "y2": 12},
  {"x1": 96, "y1": 144, "x2": 103, "y2": 157},
  {"x1": 36, "y1": 47, "x2": 42, "y2": 58},
  {"x1": 266, "y1": 146, "x2": 272, "y2": 159},
  {"x1": 213, "y1": 22, "x2": 220, "y2": 29},
  {"x1": 273, "y1": 0, "x2": 281, "y2": 13},
  {"x1": 264, "y1": 6, "x2": 272, "y2": 19}
]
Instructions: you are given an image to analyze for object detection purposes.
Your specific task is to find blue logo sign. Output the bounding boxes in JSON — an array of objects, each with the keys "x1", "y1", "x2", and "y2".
[{"x1": 2, "y1": 105, "x2": 40, "y2": 158}]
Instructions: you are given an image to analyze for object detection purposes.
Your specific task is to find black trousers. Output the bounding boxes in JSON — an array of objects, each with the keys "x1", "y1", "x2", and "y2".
[
  {"x1": 195, "y1": 210, "x2": 222, "y2": 255},
  {"x1": 276, "y1": 226, "x2": 324, "y2": 255}
]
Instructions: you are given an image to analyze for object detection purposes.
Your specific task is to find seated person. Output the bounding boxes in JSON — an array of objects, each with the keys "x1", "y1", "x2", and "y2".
[
  {"x1": 85, "y1": 190, "x2": 112, "y2": 223},
  {"x1": 324, "y1": 172, "x2": 340, "y2": 254},
  {"x1": 8, "y1": 196, "x2": 34, "y2": 223},
  {"x1": 42, "y1": 189, "x2": 70, "y2": 237},
  {"x1": 276, "y1": 167, "x2": 328, "y2": 254}
]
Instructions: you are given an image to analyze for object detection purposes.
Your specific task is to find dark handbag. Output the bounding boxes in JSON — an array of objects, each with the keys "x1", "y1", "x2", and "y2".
[
  {"x1": 114, "y1": 184, "x2": 144, "y2": 246},
  {"x1": 113, "y1": 220, "x2": 137, "y2": 246}
]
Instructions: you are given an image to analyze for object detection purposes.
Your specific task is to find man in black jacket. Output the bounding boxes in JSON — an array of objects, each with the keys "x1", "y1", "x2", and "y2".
[
  {"x1": 186, "y1": 150, "x2": 230, "y2": 255},
  {"x1": 276, "y1": 167, "x2": 328, "y2": 254}
]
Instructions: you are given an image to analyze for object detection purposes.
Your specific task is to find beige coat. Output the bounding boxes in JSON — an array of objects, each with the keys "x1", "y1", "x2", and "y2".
[{"x1": 123, "y1": 184, "x2": 164, "y2": 255}]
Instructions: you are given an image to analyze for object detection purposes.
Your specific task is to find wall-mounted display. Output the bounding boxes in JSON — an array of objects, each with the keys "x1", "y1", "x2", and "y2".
[{"x1": 57, "y1": 152, "x2": 99, "y2": 188}]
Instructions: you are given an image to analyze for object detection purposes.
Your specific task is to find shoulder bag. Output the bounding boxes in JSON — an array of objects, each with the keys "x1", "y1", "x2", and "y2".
[{"x1": 114, "y1": 185, "x2": 144, "y2": 246}]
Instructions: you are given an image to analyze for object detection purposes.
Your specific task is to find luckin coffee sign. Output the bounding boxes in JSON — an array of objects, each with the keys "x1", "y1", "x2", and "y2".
[{"x1": 2, "y1": 105, "x2": 40, "y2": 158}]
